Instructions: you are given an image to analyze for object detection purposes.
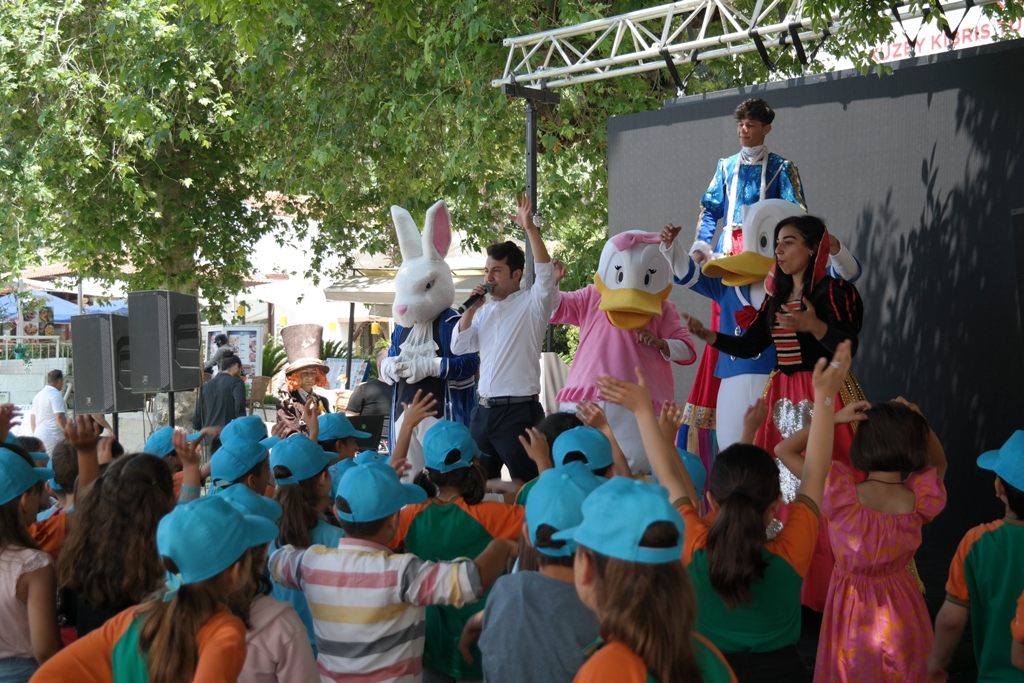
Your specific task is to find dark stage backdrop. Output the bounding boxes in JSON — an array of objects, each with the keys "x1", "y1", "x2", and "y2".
[{"x1": 607, "y1": 39, "x2": 1024, "y2": 604}]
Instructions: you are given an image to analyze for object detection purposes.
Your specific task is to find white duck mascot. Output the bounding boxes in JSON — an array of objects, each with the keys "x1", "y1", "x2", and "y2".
[{"x1": 551, "y1": 231, "x2": 697, "y2": 473}]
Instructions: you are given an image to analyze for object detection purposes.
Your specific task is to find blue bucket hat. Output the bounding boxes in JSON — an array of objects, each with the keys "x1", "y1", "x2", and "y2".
[
  {"x1": 211, "y1": 440, "x2": 270, "y2": 486},
  {"x1": 423, "y1": 420, "x2": 481, "y2": 472},
  {"x1": 336, "y1": 463, "x2": 427, "y2": 523},
  {"x1": 553, "y1": 477, "x2": 685, "y2": 564},
  {"x1": 270, "y1": 435, "x2": 333, "y2": 486},
  {"x1": 220, "y1": 415, "x2": 280, "y2": 450},
  {"x1": 0, "y1": 448, "x2": 54, "y2": 506},
  {"x1": 552, "y1": 427, "x2": 613, "y2": 471},
  {"x1": 317, "y1": 414, "x2": 370, "y2": 442},
  {"x1": 527, "y1": 462, "x2": 605, "y2": 557},
  {"x1": 978, "y1": 430, "x2": 1024, "y2": 491},
  {"x1": 144, "y1": 426, "x2": 202, "y2": 458},
  {"x1": 157, "y1": 496, "x2": 278, "y2": 585},
  {"x1": 217, "y1": 482, "x2": 283, "y2": 523}
]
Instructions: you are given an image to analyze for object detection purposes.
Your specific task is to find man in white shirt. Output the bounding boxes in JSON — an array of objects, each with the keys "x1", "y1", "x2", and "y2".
[
  {"x1": 30, "y1": 369, "x2": 67, "y2": 452},
  {"x1": 451, "y1": 194, "x2": 559, "y2": 483}
]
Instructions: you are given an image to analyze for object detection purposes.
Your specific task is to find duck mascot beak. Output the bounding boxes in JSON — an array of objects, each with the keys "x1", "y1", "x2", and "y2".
[
  {"x1": 700, "y1": 198, "x2": 806, "y2": 286},
  {"x1": 594, "y1": 231, "x2": 673, "y2": 330}
]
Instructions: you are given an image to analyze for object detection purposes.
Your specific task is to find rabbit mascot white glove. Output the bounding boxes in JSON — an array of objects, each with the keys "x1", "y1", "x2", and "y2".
[
  {"x1": 550, "y1": 231, "x2": 698, "y2": 474},
  {"x1": 382, "y1": 200, "x2": 480, "y2": 479}
]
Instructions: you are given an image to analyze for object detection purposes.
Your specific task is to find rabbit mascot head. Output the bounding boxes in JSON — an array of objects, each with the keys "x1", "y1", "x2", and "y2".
[
  {"x1": 391, "y1": 200, "x2": 456, "y2": 327},
  {"x1": 381, "y1": 200, "x2": 480, "y2": 479}
]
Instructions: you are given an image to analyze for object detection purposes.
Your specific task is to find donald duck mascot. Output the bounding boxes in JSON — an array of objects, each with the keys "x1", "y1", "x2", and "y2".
[{"x1": 551, "y1": 231, "x2": 697, "y2": 473}]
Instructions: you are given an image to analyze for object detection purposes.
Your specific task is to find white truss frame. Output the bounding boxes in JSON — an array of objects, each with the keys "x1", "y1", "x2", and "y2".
[{"x1": 492, "y1": 0, "x2": 1000, "y2": 89}]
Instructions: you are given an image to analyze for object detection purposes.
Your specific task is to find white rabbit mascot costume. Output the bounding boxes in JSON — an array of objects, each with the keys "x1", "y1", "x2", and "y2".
[
  {"x1": 551, "y1": 231, "x2": 697, "y2": 473},
  {"x1": 380, "y1": 201, "x2": 480, "y2": 477}
]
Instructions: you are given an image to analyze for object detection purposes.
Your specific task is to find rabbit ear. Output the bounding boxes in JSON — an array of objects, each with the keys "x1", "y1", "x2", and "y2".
[
  {"x1": 391, "y1": 205, "x2": 423, "y2": 260},
  {"x1": 422, "y1": 200, "x2": 451, "y2": 260}
]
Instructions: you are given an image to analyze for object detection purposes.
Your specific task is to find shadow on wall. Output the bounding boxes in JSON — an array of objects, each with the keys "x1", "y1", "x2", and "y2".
[{"x1": 847, "y1": 81, "x2": 1023, "y2": 610}]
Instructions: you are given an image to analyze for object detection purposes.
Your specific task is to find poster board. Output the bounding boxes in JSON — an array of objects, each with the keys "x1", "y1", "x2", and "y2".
[
  {"x1": 326, "y1": 357, "x2": 369, "y2": 390},
  {"x1": 204, "y1": 325, "x2": 263, "y2": 378}
]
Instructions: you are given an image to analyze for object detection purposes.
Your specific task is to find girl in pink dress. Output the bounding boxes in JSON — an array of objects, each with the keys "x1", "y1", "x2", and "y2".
[{"x1": 813, "y1": 399, "x2": 947, "y2": 682}]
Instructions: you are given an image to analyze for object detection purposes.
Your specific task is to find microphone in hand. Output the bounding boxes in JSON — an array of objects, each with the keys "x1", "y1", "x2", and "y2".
[{"x1": 457, "y1": 283, "x2": 493, "y2": 314}]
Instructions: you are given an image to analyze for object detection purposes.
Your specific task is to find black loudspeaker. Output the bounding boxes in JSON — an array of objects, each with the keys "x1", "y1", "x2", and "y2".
[
  {"x1": 70, "y1": 314, "x2": 144, "y2": 413},
  {"x1": 128, "y1": 290, "x2": 202, "y2": 392}
]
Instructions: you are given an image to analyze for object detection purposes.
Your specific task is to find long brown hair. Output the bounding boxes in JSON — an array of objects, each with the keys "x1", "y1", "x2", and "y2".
[
  {"x1": 0, "y1": 446, "x2": 42, "y2": 554},
  {"x1": 58, "y1": 454, "x2": 176, "y2": 608},
  {"x1": 705, "y1": 444, "x2": 780, "y2": 608},
  {"x1": 273, "y1": 464, "x2": 325, "y2": 548},
  {"x1": 764, "y1": 215, "x2": 826, "y2": 325},
  {"x1": 226, "y1": 544, "x2": 272, "y2": 628},
  {"x1": 138, "y1": 555, "x2": 249, "y2": 683},
  {"x1": 580, "y1": 521, "x2": 703, "y2": 683}
]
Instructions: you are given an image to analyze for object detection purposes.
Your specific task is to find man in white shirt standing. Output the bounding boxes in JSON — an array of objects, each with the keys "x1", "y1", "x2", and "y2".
[
  {"x1": 30, "y1": 369, "x2": 67, "y2": 453},
  {"x1": 451, "y1": 194, "x2": 559, "y2": 484}
]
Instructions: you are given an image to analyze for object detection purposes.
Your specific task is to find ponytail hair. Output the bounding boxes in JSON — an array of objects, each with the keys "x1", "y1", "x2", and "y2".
[
  {"x1": 139, "y1": 554, "x2": 250, "y2": 683},
  {"x1": 273, "y1": 464, "x2": 325, "y2": 548},
  {"x1": 705, "y1": 444, "x2": 781, "y2": 609},
  {"x1": 413, "y1": 456, "x2": 487, "y2": 505},
  {"x1": 580, "y1": 521, "x2": 703, "y2": 683}
]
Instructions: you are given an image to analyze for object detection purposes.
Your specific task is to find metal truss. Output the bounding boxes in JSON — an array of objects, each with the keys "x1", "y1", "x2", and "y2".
[{"x1": 492, "y1": 0, "x2": 1001, "y2": 90}]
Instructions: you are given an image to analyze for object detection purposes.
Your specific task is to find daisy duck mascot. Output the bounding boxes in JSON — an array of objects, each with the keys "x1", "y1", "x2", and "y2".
[
  {"x1": 379, "y1": 201, "x2": 479, "y2": 476},
  {"x1": 551, "y1": 231, "x2": 697, "y2": 473}
]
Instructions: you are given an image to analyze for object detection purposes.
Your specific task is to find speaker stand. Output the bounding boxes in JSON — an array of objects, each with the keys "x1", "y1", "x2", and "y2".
[
  {"x1": 112, "y1": 414, "x2": 119, "y2": 440},
  {"x1": 168, "y1": 392, "x2": 175, "y2": 428}
]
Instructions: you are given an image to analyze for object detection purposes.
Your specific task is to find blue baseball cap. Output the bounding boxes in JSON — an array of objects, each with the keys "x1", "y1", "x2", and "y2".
[
  {"x1": 144, "y1": 426, "x2": 202, "y2": 457},
  {"x1": 4, "y1": 432, "x2": 19, "y2": 445},
  {"x1": 217, "y1": 482, "x2": 283, "y2": 523},
  {"x1": 210, "y1": 440, "x2": 270, "y2": 486},
  {"x1": 336, "y1": 463, "x2": 427, "y2": 523},
  {"x1": 270, "y1": 435, "x2": 333, "y2": 486},
  {"x1": 317, "y1": 414, "x2": 370, "y2": 442},
  {"x1": 653, "y1": 449, "x2": 707, "y2": 495},
  {"x1": 527, "y1": 462, "x2": 605, "y2": 557},
  {"x1": 978, "y1": 431, "x2": 1024, "y2": 491},
  {"x1": 329, "y1": 459, "x2": 358, "y2": 501},
  {"x1": 553, "y1": 476, "x2": 685, "y2": 564},
  {"x1": 31, "y1": 452, "x2": 49, "y2": 467},
  {"x1": 157, "y1": 496, "x2": 278, "y2": 584},
  {"x1": 0, "y1": 448, "x2": 54, "y2": 506},
  {"x1": 220, "y1": 416, "x2": 280, "y2": 450},
  {"x1": 552, "y1": 427, "x2": 613, "y2": 471},
  {"x1": 49, "y1": 478, "x2": 63, "y2": 492},
  {"x1": 423, "y1": 420, "x2": 480, "y2": 472},
  {"x1": 354, "y1": 450, "x2": 389, "y2": 467}
]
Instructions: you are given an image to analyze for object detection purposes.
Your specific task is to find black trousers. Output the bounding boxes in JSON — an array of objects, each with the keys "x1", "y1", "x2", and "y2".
[
  {"x1": 723, "y1": 644, "x2": 809, "y2": 683},
  {"x1": 470, "y1": 400, "x2": 545, "y2": 482}
]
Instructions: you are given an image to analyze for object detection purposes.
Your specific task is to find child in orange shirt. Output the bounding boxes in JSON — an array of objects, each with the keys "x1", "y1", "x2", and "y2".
[{"x1": 31, "y1": 495, "x2": 277, "y2": 683}]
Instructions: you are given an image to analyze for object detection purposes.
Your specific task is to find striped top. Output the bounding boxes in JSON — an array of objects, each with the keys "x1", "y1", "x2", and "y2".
[
  {"x1": 712, "y1": 275, "x2": 862, "y2": 375},
  {"x1": 269, "y1": 538, "x2": 484, "y2": 683}
]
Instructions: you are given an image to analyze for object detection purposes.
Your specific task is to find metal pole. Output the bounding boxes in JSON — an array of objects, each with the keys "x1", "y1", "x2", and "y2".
[
  {"x1": 524, "y1": 99, "x2": 538, "y2": 287},
  {"x1": 168, "y1": 392, "x2": 175, "y2": 428},
  {"x1": 345, "y1": 302, "x2": 355, "y2": 389},
  {"x1": 112, "y1": 413, "x2": 119, "y2": 440},
  {"x1": 77, "y1": 279, "x2": 84, "y2": 315}
]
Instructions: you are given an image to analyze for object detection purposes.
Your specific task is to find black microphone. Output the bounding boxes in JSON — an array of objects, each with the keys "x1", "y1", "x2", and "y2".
[{"x1": 456, "y1": 282, "x2": 493, "y2": 314}]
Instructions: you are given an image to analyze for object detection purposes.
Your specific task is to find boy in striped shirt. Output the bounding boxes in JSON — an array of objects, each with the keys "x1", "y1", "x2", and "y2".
[{"x1": 270, "y1": 461, "x2": 517, "y2": 683}]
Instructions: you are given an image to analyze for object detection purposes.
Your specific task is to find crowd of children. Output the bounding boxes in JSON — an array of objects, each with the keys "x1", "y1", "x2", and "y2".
[{"x1": 0, "y1": 335, "x2": 1024, "y2": 683}]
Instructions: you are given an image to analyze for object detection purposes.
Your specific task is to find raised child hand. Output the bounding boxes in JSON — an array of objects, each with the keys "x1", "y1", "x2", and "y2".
[
  {"x1": 742, "y1": 399, "x2": 768, "y2": 443},
  {"x1": 658, "y1": 400, "x2": 684, "y2": 445},
  {"x1": 595, "y1": 368, "x2": 653, "y2": 416},
  {"x1": 518, "y1": 427, "x2": 552, "y2": 473},
  {"x1": 835, "y1": 400, "x2": 871, "y2": 425},
  {"x1": 400, "y1": 389, "x2": 438, "y2": 429},
  {"x1": 0, "y1": 404, "x2": 21, "y2": 444},
  {"x1": 63, "y1": 415, "x2": 103, "y2": 451},
  {"x1": 811, "y1": 340, "x2": 852, "y2": 400},
  {"x1": 576, "y1": 400, "x2": 609, "y2": 433},
  {"x1": 172, "y1": 428, "x2": 202, "y2": 470}
]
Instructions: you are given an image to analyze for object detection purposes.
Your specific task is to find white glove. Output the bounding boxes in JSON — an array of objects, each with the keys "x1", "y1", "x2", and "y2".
[
  {"x1": 378, "y1": 356, "x2": 402, "y2": 385},
  {"x1": 688, "y1": 240, "x2": 713, "y2": 266},
  {"x1": 404, "y1": 356, "x2": 443, "y2": 384}
]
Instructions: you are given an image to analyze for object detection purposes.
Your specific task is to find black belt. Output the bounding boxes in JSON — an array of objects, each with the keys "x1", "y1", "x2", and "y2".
[{"x1": 478, "y1": 395, "x2": 538, "y2": 408}]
